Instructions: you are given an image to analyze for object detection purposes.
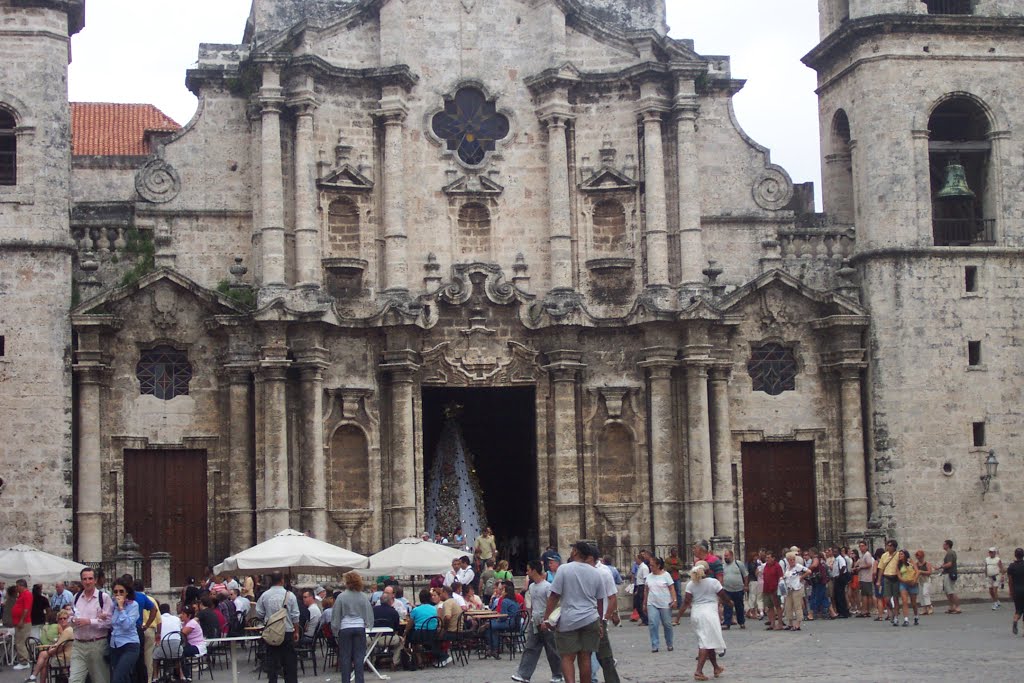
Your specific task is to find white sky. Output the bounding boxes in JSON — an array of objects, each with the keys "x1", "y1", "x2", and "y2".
[{"x1": 67, "y1": 0, "x2": 823, "y2": 205}]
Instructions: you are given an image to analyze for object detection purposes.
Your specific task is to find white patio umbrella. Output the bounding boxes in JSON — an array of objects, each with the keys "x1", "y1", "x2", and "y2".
[
  {"x1": 361, "y1": 537, "x2": 467, "y2": 577},
  {"x1": 0, "y1": 545, "x2": 86, "y2": 584},
  {"x1": 213, "y1": 529, "x2": 368, "y2": 575}
]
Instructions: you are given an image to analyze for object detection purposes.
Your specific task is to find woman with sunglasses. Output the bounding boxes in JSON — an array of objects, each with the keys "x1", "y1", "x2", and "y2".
[
  {"x1": 24, "y1": 610, "x2": 74, "y2": 683},
  {"x1": 109, "y1": 579, "x2": 140, "y2": 683}
]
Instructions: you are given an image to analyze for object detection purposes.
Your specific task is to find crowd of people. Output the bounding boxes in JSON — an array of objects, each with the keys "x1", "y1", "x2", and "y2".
[{"x1": 1, "y1": 537, "x2": 1022, "y2": 683}]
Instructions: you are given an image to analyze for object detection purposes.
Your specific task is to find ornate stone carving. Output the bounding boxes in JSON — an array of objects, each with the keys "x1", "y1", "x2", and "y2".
[
  {"x1": 421, "y1": 340, "x2": 539, "y2": 386},
  {"x1": 752, "y1": 166, "x2": 794, "y2": 211},
  {"x1": 437, "y1": 263, "x2": 523, "y2": 307},
  {"x1": 135, "y1": 159, "x2": 181, "y2": 204},
  {"x1": 151, "y1": 287, "x2": 178, "y2": 331}
]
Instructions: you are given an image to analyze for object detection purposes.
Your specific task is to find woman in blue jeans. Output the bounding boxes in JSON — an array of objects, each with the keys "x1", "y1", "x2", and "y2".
[
  {"x1": 643, "y1": 557, "x2": 677, "y2": 652},
  {"x1": 486, "y1": 582, "x2": 520, "y2": 657},
  {"x1": 109, "y1": 578, "x2": 141, "y2": 683},
  {"x1": 332, "y1": 571, "x2": 374, "y2": 683}
]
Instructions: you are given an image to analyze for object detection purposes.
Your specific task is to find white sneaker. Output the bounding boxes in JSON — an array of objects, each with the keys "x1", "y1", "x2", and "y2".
[
  {"x1": 551, "y1": 677, "x2": 564, "y2": 683},
  {"x1": 13, "y1": 664, "x2": 29, "y2": 671},
  {"x1": 993, "y1": 603, "x2": 999, "y2": 610},
  {"x1": 510, "y1": 676, "x2": 530, "y2": 683}
]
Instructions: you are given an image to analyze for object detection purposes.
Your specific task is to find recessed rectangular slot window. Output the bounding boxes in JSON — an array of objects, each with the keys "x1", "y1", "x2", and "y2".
[
  {"x1": 0, "y1": 335, "x2": 5, "y2": 357},
  {"x1": 965, "y1": 266, "x2": 978, "y2": 293},
  {"x1": 973, "y1": 421, "x2": 986, "y2": 447},
  {"x1": 968, "y1": 341, "x2": 981, "y2": 366}
]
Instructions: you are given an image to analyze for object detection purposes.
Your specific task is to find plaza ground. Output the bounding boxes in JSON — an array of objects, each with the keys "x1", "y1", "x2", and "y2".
[{"x1": 3, "y1": 606, "x2": 1019, "y2": 683}]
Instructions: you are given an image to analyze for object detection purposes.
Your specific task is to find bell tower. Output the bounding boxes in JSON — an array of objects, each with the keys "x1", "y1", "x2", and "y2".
[
  {"x1": 0, "y1": 0, "x2": 85, "y2": 556},
  {"x1": 804, "y1": 1, "x2": 1024, "y2": 547}
]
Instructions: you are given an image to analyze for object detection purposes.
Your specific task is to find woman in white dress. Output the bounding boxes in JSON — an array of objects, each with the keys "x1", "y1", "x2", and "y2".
[{"x1": 677, "y1": 561, "x2": 733, "y2": 681}]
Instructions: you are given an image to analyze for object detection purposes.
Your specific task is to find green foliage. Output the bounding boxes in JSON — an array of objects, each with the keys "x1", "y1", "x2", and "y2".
[
  {"x1": 216, "y1": 279, "x2": 256, "y2": 310},
  {"x1": 119, "y1": 228, "x2": 156, "y2": 288}
]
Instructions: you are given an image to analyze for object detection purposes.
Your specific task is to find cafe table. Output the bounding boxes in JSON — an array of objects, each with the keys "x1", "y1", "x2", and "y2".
[{"x1": 205, "y1": 635, "x2": 262, "y2": 683}]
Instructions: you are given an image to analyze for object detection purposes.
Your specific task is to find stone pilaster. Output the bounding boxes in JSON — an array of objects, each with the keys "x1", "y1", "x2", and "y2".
[
  {"x1": 257, "y1": 325, "x2": 291, "y2": 538},
  {"x1": 838, "y1": 364, "x2": 868, "y2": 534},
  {"x1": 259, "y1": 66, "x2": 287, "y2": 287},
  {"x1": 543, "y1": 350, "x2": 586, "y2": 549},
  {"x1": 73, "y1": 359, "x2": 108, "y2": 565},
  {"x1": 709, "y1": 363, "x2": 734, "y2": 541},
  {"x1": 639, "y1": 107, "x2": 670, "y2": 288},
  {"x1": 380, "y1": 350, "x2": 420, "y2": 542},
  {"x1": 291, "y1": 92, "x2": 321, "y2": 288},
  {"x1": 297, "y1": 348, "x2": 329, "y2": 540},
  {"x1": 639, "y1": 347, "x2": 678, "y2": 548},
  {"x1": 378, "y1": 92, "x2": 409, "y2": 294},
  {"x1": 683, "y1": 351, "x2": 714, "y2": 544},
  {"x1": 540, "y1": 112, "x2": 574, "y2": 291},
  {"x1": 225, "y1": 365, "x2": 255, "y2": 553},
  {"x1": 674, "y1": 91, "x2": 705, "y2": 286}
]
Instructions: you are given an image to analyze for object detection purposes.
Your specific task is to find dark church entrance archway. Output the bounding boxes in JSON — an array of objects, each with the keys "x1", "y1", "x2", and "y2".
[
  {"x1": 422, "y1": 386, "x2": 537, "y2": 573},
  {"x1": 741, "y1": 441, "x2": 818, "y2": 555}
]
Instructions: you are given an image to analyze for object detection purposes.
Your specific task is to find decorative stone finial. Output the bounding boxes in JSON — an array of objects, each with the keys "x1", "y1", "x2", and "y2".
[{"x1": 230, "y1": 256, "x2": 248, "y2": 280}]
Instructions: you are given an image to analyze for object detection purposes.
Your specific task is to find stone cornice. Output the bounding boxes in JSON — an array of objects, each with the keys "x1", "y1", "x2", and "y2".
[
  {"x1": 804, "y1": 14, "x2": 1024, "y2": 72},
  {"x1": 10, "y1": 0, "x2": 84, "y2": 35}
]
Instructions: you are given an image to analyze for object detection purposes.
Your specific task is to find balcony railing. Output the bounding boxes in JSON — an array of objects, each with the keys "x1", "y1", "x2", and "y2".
[{"x1": 933, "y1": 218, "x2": 995, "y2": 246}]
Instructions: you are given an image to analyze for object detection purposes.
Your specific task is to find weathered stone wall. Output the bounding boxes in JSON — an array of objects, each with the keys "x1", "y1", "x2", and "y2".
[{"x1": 0, "y1": 3, "x2": 75, "y2": 556}]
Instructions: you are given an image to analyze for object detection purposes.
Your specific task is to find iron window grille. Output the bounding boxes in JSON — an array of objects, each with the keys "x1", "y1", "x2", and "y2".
[
  {"x1": 748, "y1": 343, "x2": 797, "y2": 395},
  {"x1": 136, "y1": 346, "x2": 193, "y2": 400}
]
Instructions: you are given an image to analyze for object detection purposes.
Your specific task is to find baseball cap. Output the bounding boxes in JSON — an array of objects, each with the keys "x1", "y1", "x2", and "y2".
[{"x1": 989, "y1": 547, "x2": 997, "y2": 552}]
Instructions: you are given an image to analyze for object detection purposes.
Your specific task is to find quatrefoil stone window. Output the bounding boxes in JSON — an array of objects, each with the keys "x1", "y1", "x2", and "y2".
[{"x1": 431, "y1": 88, "x2": 510, "y2": 166}]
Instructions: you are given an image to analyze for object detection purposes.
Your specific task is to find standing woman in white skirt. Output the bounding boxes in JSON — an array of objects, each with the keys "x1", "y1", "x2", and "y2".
[{"x1": 676, "y1": 561, "x2": 733, "y2": 681}]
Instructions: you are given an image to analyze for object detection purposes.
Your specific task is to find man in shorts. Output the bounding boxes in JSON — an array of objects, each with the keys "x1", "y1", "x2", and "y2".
[
  {"x1": 941, "y1": 539, "x2": 961, "y2": 614},
  {"x1": 876, "y1": 539, "x2": 900, "y2": 624},
  {"x1": 856, "y1": 540, "x2": 875, "y2": 617},
  {"x1": 542, "y1": 542, "x2": 605, "y2": 683}
]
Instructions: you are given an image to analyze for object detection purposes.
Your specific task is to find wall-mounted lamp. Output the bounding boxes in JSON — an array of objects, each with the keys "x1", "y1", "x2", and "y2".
[{"x1": 980, "y1": 449, "x2": 999, "y2": 493}]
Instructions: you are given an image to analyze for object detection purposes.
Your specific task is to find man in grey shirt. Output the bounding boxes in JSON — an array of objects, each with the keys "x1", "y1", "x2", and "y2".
[
  {"x1": 542, "y1": 542, "x2": 605, "y2": 683},
  {"x1": 255, "y1": 572, "x2": 300, "y2": 683},
  {"x1": 721, "y1": 549, "x2": 748, "y2": 629},
  {"x1": 511, "y1": 561, "x2": 563, "y2": 683}
]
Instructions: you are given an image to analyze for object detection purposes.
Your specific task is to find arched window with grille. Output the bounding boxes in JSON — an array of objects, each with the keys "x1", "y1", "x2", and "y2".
[
  {"x1": 0, "y1": 110, "x2": 16, "y2": 186},
  {"x1": 457, "y1": 202, "x2": 491, "y2": 257},
  {"x1": 327, "y1": 197, "x2": 360, "y2": 257},
  {"x1": 136, "y1": 346, "x2": 193, "y2": 400},
  {"x1": 747, "y1": 342, "x2": 797, "y2": 395}
]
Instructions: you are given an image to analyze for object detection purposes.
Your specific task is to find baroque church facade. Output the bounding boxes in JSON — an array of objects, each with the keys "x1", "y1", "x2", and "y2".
[{"x1": 1, "y1": 0, "x2": 1022, "y2": 584}]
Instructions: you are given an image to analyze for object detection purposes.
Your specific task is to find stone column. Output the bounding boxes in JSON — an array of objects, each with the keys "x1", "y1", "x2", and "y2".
[
  {"x1": 675, "y1": 97, "x2": 705, "y2": 285},
  {"x1": 543, "y1": 350, "x2": 586, "y2": 550},
  {"x1": 226, "y1": 366, "x2": 255, "y2": 553},
  {"x1": 684, "y1": 360, "x2": 714, "y2": 544},
  {"x1": 639, "y1": 109, "x2": 670, "y2": 288},
  {"x1": 258, "y1": 326, "x2": 291, "y2": 538},
  {"x1": 378, "y1": 94, "x2": 409, "y2": 294},
  {"x1": 73, "y1": 361, "x2": 106, "y2": 564},
  {"x1": 709, "y1": 364, "x2": 734, "y2": 542},
  {"x1": 639, "y1": 347, "x2": 678, "y2": 548},
  {"x1": 298, "y1": 356, "x2": 328, "y2": 540},
  {"x1": 541, "y1": 114, "x2": 574, "y2": 291},
  {"x1": 380, "y1": 350, "x2": 419, "y2": 541},
  {"x1": 291, "y1": 94, "x2": 321, "y2": 288},
  {"x1": 838, "y1": 364, "x2": 868, "y2": 534},
  {"x1": 259, "y1": 66, "x2": 287, "y2": 287}
]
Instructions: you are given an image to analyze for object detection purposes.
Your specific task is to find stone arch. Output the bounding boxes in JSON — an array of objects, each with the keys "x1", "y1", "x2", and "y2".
[
  {"x1": 591, "y1": 198, "x2": 627, "y2": 253},
  {"x1": 456, "y1": 201, "x2": 491, "y2": 257},
  {"x1": 329, "y1": 423, "x2": 370, "y2": 509},
  {"x1": 327, "y1": 197, "x2": 361, "y2": 258},
  {"x1": 596, "y1": 422, "x2": 636, "y2": 504},
  {"x1": 825, "y1": 109, "x2": 854, "y2": 223},
  {"x1": 915, "y1": 91, "x2": 1006, "y2": 134}
]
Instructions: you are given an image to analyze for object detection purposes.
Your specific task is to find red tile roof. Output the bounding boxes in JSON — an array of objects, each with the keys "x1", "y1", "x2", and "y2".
[{"x1": 71, "y1": 103, "x2": 181, "y2": 157}]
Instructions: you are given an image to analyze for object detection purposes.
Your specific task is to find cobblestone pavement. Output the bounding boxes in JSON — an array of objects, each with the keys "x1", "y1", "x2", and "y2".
[{"x1": 2, "y1": 607, "x2": 1020, "y2": 683}]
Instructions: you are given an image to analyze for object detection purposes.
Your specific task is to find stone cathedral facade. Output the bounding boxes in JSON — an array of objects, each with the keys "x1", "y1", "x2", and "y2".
[{"x1": 1, "y1": 0, "x2": 1022, "y2": 584}]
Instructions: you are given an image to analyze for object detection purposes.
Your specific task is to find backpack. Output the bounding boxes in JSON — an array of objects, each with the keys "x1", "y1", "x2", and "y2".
[{"x1": 262, "y1": 606, "x2": 289, "y2": 646}]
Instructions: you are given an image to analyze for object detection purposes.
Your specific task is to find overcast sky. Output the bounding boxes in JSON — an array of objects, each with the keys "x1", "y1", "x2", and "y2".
[{"x1": 67, "y1": 0, "x2": 822, "y2": 204}]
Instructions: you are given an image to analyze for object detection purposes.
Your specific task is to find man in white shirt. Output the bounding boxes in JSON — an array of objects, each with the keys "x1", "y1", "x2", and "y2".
[
  {"x1": 300, "y1": 589, "x2": 321, "y2": 644},
  {"x1": 231, "y1": 589, "x2": 251, "y2": 621},
  {"x1": 542, "y1": 542, "x2": 605, "y2": 683},
  {"x1": 456, "y1": 556, "x2": 475, "y2": 588},
  {"x1": 154, "y1": 604, "x2": 182, "y2": 660},
  {"x1": 633, "y1": 554, "x2": 651, "y2": 626},
  {"x1": 511, "y1": 561, "x2": 563, "y2": 683},
  {"x1": 830, "y1": 546, "x2": 851, "y2": 618},
  {"x1": 450, "y1": 583, "x2": 467, "y2": 609},
  {"x1": 443, "y1": 559, "x2": 460, "y2": 589}
]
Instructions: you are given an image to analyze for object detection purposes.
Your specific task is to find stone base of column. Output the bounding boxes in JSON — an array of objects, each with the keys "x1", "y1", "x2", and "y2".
[
  {"x1": 679, "y1": 281, "x2": 709, "y2": 301},
  {"x1": 257, "y1": 284, "x2": 289, "y2": 307},
  {"x1": 554, "y1": 502, "x2": 585, "y2": 550},
  {"x1": 300, "y1": 507, "x2": 328, "y2": 541},
  {"x1": 687, "y1": 500, "x2": 715, "y2": 548},
  {"x1": 258, "y1": 508, "x2": 291, "y2": 540},
  {"x1": 642, "y1": 284, "x2": 677, "y2": 311},
  {"x1": 387, "y1": 505, "x2": 418, "y2": 544},
  {"x1": 842, "y1": 530, "x2": 867, "y2": 548},
  {"x1": 710, "y1": 535, "x2": 734, "y2": 554},
  {"x1": 76, "y1": 510, "x2": 105, "y2": 564}
]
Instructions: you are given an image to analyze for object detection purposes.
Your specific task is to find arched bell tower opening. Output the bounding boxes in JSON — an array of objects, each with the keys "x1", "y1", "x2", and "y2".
[{"x1": 928, "y1": 96, "x2": 994, "y2": 245}]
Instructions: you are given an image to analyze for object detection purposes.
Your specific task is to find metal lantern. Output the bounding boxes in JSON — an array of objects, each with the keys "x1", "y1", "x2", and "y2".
[{"x1": 984, "y1": 450, "x2": 999, "y2": 479}]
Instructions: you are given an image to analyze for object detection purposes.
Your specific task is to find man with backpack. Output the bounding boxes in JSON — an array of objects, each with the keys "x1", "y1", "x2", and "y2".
[
  {"x1": 255, "y1": 572, "x2": 300, "y2": 683},
  {"x1": 68, "y1": 567, "x2": 113, "y2": 683}
]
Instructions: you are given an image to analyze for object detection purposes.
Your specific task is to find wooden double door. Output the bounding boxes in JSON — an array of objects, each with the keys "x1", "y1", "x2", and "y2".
[
  {"x1": 124, "y1": 449, "x2": 208, "y2": 587},
  {"x1": 741, "y1": 442, "x2": 818, "y2": 556}
]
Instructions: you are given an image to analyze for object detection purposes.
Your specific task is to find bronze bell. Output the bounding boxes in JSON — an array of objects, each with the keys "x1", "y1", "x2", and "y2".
[{"x1": 936, "y1": 161, "x2": 975, "y2": 200}]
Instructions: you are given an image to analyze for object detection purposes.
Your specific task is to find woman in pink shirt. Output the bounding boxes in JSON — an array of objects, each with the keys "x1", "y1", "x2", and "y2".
[{"x1": 178, "y1": 605, "x2": 207, "y2": 681}]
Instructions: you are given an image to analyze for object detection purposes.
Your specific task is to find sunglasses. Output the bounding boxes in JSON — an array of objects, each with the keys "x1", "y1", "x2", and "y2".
[{"x1": 113, "y1": 589, "x2": 126, "y2": 594}]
